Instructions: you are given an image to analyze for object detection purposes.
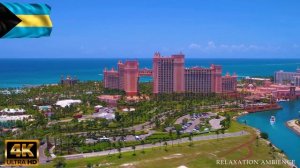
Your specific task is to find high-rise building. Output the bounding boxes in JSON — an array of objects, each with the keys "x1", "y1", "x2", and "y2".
[
  {"x1": 152, "y1": 53, "x2": 236, "y2": 94},
  {"x1": 104, "y1": 60, "x2": 139, "y2": 96},
  {"x1": 274, "y1": 68, "x2": 300, "y2": 84},
  {"x1": 152, "y1": 52, "x2": 185, "y2": 94},
  {"x1": 60, "y1": 75, "x2": 78, "y2": 86},
  {"x1": 123, "y1": 61, "x2": 139, "y2": 96},
  {"x1": 185, "y1": 67, "x2": 212, "y2": 93},
  {"x1": 211, "y1": 64, "x2": 222, "y2": 93},
  {"x1": 221, "y1": 73, "x2": 238, "y2": 93},
  {"x1": 103, "y1": 67, "x2": 119, "y2": 89}
]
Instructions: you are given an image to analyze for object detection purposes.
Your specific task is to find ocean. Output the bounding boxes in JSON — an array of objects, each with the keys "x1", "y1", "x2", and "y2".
[{"x1": 1, "y1": 58, "x2": 300, "y2": 88}]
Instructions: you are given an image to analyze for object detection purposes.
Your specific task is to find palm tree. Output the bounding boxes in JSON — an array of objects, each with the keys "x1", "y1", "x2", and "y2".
[
  {"x1": 164, "y1": 141, "x2": 168, "y2": 151},
  {"x1": 159, "y1": 139, "x2": 162, "y2": 149},
  {"x1": 132, "y1": 145, "x2": 136, "y2": 156},
  {"x1": 216, "y1": 130, "x2": 219, "y2": 141},
  {"x1": 108, "y1": 142, "x2": 115, "y2": 156},
  {"x1": 141, "y1": 140, "x2": 145, "y2": 153},
  {"x1": 117, "y1": 146, "x2": 122, "y2": 158},
  {"x1": 220, "y1": 129, "x2": 225, "y2": 140},
  {"x1": 117, "y1": 140, "x2": 122, "y2": 158},
  {"x1": 188, "y1": 133, "x2": 193, "y2": 146},
  {"x1": 169, "y1": 130, "x2": 173, "y2": 147},
  {"x1": 174, "y1": 124, "x2": 182, "y2": 146}
]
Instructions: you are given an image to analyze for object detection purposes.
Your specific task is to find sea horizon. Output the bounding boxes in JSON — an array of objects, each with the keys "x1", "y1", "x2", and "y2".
[
  {"x1": 1, "y1": 57, "x2": 300, "y2": 59},
  {"x1": 1, "y1": 58, "x2": 300, "y2": 89}
]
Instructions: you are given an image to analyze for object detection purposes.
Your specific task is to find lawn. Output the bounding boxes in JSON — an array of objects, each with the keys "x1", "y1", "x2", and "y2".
[
  {"x1": 226, "y1": 120, "x2": 248, "y2": 133},
  {"x1": 40, "y1": 132, "x2": 289, "y2": 168}
]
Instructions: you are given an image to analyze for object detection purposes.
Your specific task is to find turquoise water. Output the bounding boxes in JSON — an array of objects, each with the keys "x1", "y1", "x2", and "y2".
[
  {"x1": 237, "y1": 100, "x2": 300, "y2": 167},
  {"x1": 2, "y1": 58, "x2": 300, "y2": 88}
]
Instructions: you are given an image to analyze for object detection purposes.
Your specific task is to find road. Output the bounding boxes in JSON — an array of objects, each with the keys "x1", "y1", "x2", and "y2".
[{"x1": 42, "y1": 131, "x2": 248, "y2": 162}]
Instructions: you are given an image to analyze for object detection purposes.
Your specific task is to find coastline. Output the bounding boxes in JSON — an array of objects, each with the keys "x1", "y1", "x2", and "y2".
[
  {"x1": 286, "y1": 120, "x2": 300, "y2": 136},
  {"x1": 236, "y1": 112, "x2": 297, "y2": 168}
]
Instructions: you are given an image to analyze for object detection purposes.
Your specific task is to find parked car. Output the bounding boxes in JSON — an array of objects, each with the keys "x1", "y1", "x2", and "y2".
[{"x1": 135, "y1": 135, "x2": 142, "y2": 140}]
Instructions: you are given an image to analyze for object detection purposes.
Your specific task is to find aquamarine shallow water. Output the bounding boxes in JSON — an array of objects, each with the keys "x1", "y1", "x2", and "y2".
[
  {"x1": 237, "y1": 100, "x2": 300, "y2": 167},
  {"x1": 1, "y1": 58, "x2": 300, "y2": 88}
]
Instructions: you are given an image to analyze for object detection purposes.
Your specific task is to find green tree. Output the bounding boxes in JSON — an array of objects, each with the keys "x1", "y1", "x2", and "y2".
[
  {"x1": 86, "y1": 162, "x2": 93, "y2": 168},
  {"x1": 260, "y1": 132, "x2": 269, "y2": 139},
  {"x1": 132, "y1": 145, "x2": 136, "y2": 156},
  {"x1": 188, "y1": 133, "x2": 193, "y2": 146},
  {"x1": 215, "y1": 130, "x2": 219, "y2": 140},
  {"x1": 53, "y1": 157, "x2": 66, "y2": 168},
  {"x1": 164, "y1": 141, "x2": 168, "y2": 151},
  {"x1": 220, "y1": 129, "x2": 225, "y2": 139},
  {"x1": 174, "y1": 124, "x2": 182, "y2": 146},
  {"x1": 117, "y1": 146, "x2": 122, "y2": 158},
  {"x1": 141, "y1": 140, "x2": 145, "y2": 153},
  {"x1": 169, "y1": 130, "x2": 173, "y2": 147}
]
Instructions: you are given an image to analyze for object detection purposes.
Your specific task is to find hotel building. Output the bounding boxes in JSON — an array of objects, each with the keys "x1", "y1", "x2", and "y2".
[
  {"x1": 104, "y1": 60, "x2": 139, "y2": 96},
  {"x1": 104, "y1": 52, "x2": 237, "y2": 96},
  {"x1": 274, "y1": 68, "x2": 300, "y2": 85},
  {"x1": 152, "y1": 52, "x2": 185, "y2": 93},
  {"x1": 153, "y1": 52, "x2": 236, "y2": 94},
  {"x1": 222, "y1": 73, "x2": 238, "y2": 93}
]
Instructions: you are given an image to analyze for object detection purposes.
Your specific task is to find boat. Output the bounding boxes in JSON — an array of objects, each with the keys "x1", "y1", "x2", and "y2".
[{"x1": 270, "y1": 116, "x2": 276, "y2": 123}]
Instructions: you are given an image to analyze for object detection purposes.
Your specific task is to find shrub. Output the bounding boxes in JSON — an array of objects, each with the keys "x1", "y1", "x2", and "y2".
[{"x1": 260, "y1": 132, "x2": 269, "y2": 139}]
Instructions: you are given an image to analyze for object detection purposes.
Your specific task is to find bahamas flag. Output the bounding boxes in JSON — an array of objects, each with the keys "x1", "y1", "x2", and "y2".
[{"x1": 0, "y1": 3, "x2": 52, "y2": 38}]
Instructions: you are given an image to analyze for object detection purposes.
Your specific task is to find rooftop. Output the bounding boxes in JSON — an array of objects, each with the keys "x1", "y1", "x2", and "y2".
[{"x1": 55, "y1": 99, "x2": 82, "y2": 108}]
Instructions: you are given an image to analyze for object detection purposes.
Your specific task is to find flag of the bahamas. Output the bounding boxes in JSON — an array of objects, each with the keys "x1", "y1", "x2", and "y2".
[{"x1": 0, "y1": 3, "x2": 52, "y2": 38}]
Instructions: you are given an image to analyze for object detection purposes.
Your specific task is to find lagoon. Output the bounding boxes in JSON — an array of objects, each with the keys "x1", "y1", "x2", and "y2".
[{"x1": 237, "y1": 100, "x2": 300, "y2": 167}]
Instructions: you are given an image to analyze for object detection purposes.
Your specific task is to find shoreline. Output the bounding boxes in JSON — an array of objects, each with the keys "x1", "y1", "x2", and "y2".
[
  {"x1": 286, "y1": 119, "x2": 300, "y2": 136},
  {"x1": 236, "y1": 112, "x2": 297, "y2": 168}
]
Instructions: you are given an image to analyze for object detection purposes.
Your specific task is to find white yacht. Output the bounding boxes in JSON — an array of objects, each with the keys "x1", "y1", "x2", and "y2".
[{"x1": 270, "y1": 116, "x2": 276, "y2": 123}]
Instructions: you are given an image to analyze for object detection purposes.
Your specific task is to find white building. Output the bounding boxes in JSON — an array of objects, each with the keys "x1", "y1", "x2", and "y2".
[{"x1": 55, "y1": 99, "x2": 82, "y2": 108}]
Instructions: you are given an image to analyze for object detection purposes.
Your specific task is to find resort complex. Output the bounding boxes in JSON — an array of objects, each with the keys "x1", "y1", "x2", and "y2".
[
  {"x1": 2, "y1": 0, "x2": 300, "y2": 167},
  {"x1": 104, "y1": 52, "x2": 237, "y2": 96},
  {"x1": 0, "y1": 61, "x2": 299, "y2": 168},
  {"x1": 1, "y1": 54, "x2": 300, "y2": 168}
]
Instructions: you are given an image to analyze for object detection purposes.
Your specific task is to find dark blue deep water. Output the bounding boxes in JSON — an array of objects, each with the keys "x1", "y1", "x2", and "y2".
[
  {"x1": 238, "y1": 100, "x2": 300, "y2": 167},
  {"x1": 1, "y1": 58, "x2": 300, "y2": 88}
]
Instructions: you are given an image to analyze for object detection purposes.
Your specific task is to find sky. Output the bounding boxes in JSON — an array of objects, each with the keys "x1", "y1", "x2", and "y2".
[{"x1": 1, "y1": 0, "x2": 300, "y2": 58}]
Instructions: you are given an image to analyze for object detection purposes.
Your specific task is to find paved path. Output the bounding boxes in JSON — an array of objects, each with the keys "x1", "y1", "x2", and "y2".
[
  {"x1": 48, "y1": 131, "x2": 248, "y2": 161},
  {"x1": 209, "y1": 116, "x2": 225, "y2": 129},
  {"x1": 39, "y1": 143, "x2": 50, "y2": 163}
]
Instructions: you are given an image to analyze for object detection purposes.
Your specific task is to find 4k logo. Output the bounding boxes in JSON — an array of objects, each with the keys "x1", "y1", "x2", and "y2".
[{"x1": 5, "y1": 140, "x2": 39, "y2": 166}]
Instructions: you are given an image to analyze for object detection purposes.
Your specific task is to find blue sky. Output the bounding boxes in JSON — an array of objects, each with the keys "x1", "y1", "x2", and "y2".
[{"x1": 1, "y1": 0, "x2": 300, "y2": 58}]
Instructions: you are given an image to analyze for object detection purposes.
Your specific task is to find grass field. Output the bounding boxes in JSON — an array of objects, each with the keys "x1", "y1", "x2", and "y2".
[{"x1": 40, "y1": 127, "x2": 290, "y2": 168}]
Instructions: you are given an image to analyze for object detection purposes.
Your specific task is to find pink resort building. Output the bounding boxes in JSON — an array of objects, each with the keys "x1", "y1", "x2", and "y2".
[
  {"x1": 98, "y1": 95, "x2": 121, "y2": 107},
  {"x1": 104, "y1": 60, "x2": 139, "y2": 96},
  {"x1": 152, "y1": 52, "x2": 237, "y2": 94},
  {"x1": 245, "y1": 83, "x2": 300, "y2": 100},
  {"x1": 103, "y1": 52, "x2": 237, "y2": 96}
]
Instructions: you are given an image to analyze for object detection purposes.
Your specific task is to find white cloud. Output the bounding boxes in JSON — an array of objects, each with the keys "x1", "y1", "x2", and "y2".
[
  {"x1": 188, "y1": 41, "x2": 279, "y2": 53},
  {"x1": 207, "y1": 41, "x2": 216, "y2": 49},
  {"x1": 188, "y1": 43, "x2": 202, "y2": 49}
]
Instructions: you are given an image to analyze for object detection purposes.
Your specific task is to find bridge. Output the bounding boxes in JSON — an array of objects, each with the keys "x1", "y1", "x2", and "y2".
[{"x1": 139, "y1": 68, "x2": 152, "y2": 77}]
